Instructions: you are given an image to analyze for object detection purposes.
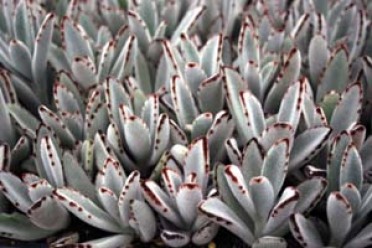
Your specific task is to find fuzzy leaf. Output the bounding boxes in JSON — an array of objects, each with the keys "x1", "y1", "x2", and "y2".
[
  {"x1": 0, "y1": 213, "x2": 53, "y2": 241},
  {"x1": 9, "y1": 39, "x2": 32, "y2": 79},
  {"x1": 198, "y1": 74, "x2": 224, "y2": 114},
  {"x1": 330, "y1": 83, "x2": 362, "y2": 136},
  {"x1": 317, "y1": 46, "x2": 349, "y2": 102},
  {"x1": 118, "y1": 171, "x2": 141, "y2": 227},
  {"x1": 309, "y1": 35, "x2": 328, "y2": 87},
  {"x1": 191, "y1": 221, "x2": 219, "y2": 245},
  {"x1": 0, "y1": 172, "x2": 32, "y2": 212},
  {"x1": 73, "y1": 234, "x2": 133, "y2": 248},
  {"x1": 201, "y1": 34, "x2": 223, "y2": 77},
  {"x1": 264, "y1": 48, "x2": 301, "y2": 113},
  {"x1": 249, "y1": 176, "x2": 275, "y2": 222},
  {"x1": 263, "y1": 187, "x2": 299, "y2": 235},
  {"x1": 295, "y1": 177, "x2": 327, "y2": 214},
  {"x1": 32, "y1": 13, "x2": 55, "y2": 93},
  {"x1": 128, "y1": 11, "x2": 150, "y2": 53},
  {"x1": 0, "y1": 90, "x2": 16, "y2": 146},
  {"x1": 261, "y1": 139, "x2": 289, "y2": 197},
  {"x1": 142, "y1": 180, "x2": 182, "y2": 226},
  {"x1": 71, "y1": 56, "x2": 97, "y2": 90},
  {"x1": 161, "y1": 230, "x2": 190, "y2": 248},
  {"x1": 191, "y1": 113, "x2": 213, "y2": 140},
  {"x1": 62, "y1": 16, "x2": 94, "y2": 62},
  {"x1": 242, "y1": 138, "x2": 264, "y2": 183},
  {"x1": 27, "y1": 179, "x2": 53, "y2": 203},
  {"x1": 184, "y1": 63, "x2": 206, "y2": 94},
  {"x1": 327, "y1": 132, "x2": 352, "y2": 192},
  {"x1": 55, "y1": 187, "x2": 122, "y2": 233},
  {"x1": 327, "y1": 192, "x2": 352, "y2": 247},
  {"x1": 122, "y1": 115, "x2": 151, "y2": 163},
  {"x1": 340, "y1": 144, "x2": 363, "y2": 191},
  {"x1": 290, "y1": 214, "x2": 323, "y2": 248},
  {"x1": 184, "y1": 138, "x2": 209, "y2": 192},
  {"x1": 149, "y1": 114, "x2": 170, "y2": 165},
  {"x1": 224, "y1": 67, "x2": 250, "y2": 142},
  {"x1": 39, "y1": 136, "x2": 64, "y2": 188},
  {"x1": 239, "y1": 91, "x2": 266, "y2": 138},
  {"x1": 277, "y1": 79, "x2": 306, "y2": 130},
  {"x1": 170, "y1": 75, "x2": 198, "y2": 129},
  {"x1": 344, "y1": 223, "x2": 372, "y2": 248},
  {"x1": 176, "y1": 183, "x2": 202, "y2": 227},
  {"x1": 27, "y1": 195, "x2": 69, "y2": 231},
  {"x1": 7, "y1": 104, "x2": 40, "y2": 139},
  {"x1": 170, "y1": 6, "x2": 205, "y2": 45},
  {"x1": 63, "y1": 153, "x2": 96, "y2": 202},
  {"x1": 129, "y1": 199, "x2": 156, "y2": 242},
  {"x1": 340, "y1": 183, "x2": 361, "y2": 215},
  {"x1": 224, "y1": 165, "x2": 256, "y2": 218},
  {"x1": 199, "y1": 197, "x2": 254, "y2": 245},
  {"x1": 289, "y1": 126, "x2": 331, "y2": 170},
  {"x1": 259, "y1": 123, "x2": 293, "y2": 152}
]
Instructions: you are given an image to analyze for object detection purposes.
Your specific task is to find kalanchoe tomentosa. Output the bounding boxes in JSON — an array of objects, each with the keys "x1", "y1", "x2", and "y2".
[{"x1": 1, "y1": 0, "x2": 372, "y2": 247}]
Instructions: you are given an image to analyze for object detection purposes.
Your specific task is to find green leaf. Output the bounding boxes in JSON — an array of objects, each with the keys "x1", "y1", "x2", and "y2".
[
  {"x1": 201, "y1": 34, "x2": 223, "y2": 77},
  {"x1": 63, "y1": 152, "x2": 97, "y2": 203},
  {"x1": 39, "y1": 136, "x2": 64, "y2": 188},
  {"x1": 261, "y1": 139, "x2": 289, "y2": 197},
  {"x1": 199, "y1": 197, "x2": 254, "y2": 245},
  {"x1": 289, "y1": 126, "x2": 331, "y2": 170},
  {"x1": 0, "y1": 89, "x2": 16, "y2": 146},
  {"x1": 295, "y1": 177, "x2": 327, "y2": 214},
  {"x1": 241, "y1": 138, "x2": 264, "y2": 183},
  {"x1": 290, "y1": 214, "x2": 323, "y2": 248},
  {"x1": 316, "y1": 46, "x2": 349, "y2": 102},
  {"x1": 263, "y1": 187, "x2": 299, "y2": 235},
  {"x1": 71, "y1": 56, "x2": 97, "y2": 90},
  {"x1": 277, "y1": 79, "x2": 306, "y2": 131},
  {"x1": 7, "y1": 104, "x2": 40, "y2": 139},
  {"x1": 223, "y1": 67, "x2": 250, "y2": 142},
  {"x1": 14, "y1": 0, "x2": 35, "y2": 51},
  {"x1": 176, "y1": 183, "x2": 203, "y2": 227},
  {"x1": 170, "y1": 75, "x2": 198, "y2": 129},
  {"x1": 309, "y1": 35, "x2": 328, "y2": 88},
  {"x1": 9, "y1": 39, "x2": 32, "y2": 79},
  {"x1": 0, "y1": 172, "x2": 32, "y2": 212},
  {"x1": 122, "y1": 114, "x2": 151, "y2": 163},
  {"x1": 340, "y1": 144, "x2": 363, "y2": 191},
  {"x1": 0, "y1": 213, "x2": 54, "y2": 241},
  {"x1": 74, "y1": 234, "x2": 133, "y2": 248},
  {"x1": 129, "y1": 199, "x2": 156, "y2": 242},
  {"x1": 198, "y1": 74, "x2": 224, "y2": 115},
  {"x1": 327, "y1": 192, "x2": 352, "y2": 247},
  {"x1": 138, "y1": 0, "x2": 158, "y2": 36},
  {"x1": 249, "y1": 176, "x2": 275, "y2": 223},
  {"x1": 27, "y1": 195, "x2": 69, "y2": 231},
  {"x1": 264, "y1": 48, "x2": 301, "y2": 113},
  {"x1": 61, "y1": 16, "x2": 94, "y2": 63},
  {"x1": 330, "y1": 82, "x2": 363, "y2": 136},
  {"x1": 55, "y1": 187, "x2": 122, "y2": 233},
  {"x1": 127, "y1": 11, "x2": 150, "y2": 53},
  {"x1": 170, "y1": 6, "x2": 205, "y2": 45},
  {"x1": 224, "y1": 165, "x2": 256, "y2": 218},
  {"x1": 32, "y1": 13, "x2": 55, "y2": 97}
]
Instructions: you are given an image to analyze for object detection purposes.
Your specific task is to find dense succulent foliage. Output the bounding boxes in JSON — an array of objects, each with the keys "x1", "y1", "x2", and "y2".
[{"x1": 1, "y1": 0, "x2": 372, "y2": 247}]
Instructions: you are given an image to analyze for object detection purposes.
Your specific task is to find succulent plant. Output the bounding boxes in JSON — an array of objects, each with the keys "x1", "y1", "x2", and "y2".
[
  {"x1": 200, "y1": 141, "x2": 327, "y2": 246},
  {"x1": 290, "y1": 137, "x2": 372, "y2": 248},
  {"x1": 54, "y1": 157, "x2": 157, "y2": 247},
  {"x1": 142, "y1": 137, "x2": 219, "y2": 247},
  {"x1": 0, "y1": 132, "x2": 71, "y2": 241},
  {"x1": 1, "y1": 0, "x2": 372, "y2": 247}
]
